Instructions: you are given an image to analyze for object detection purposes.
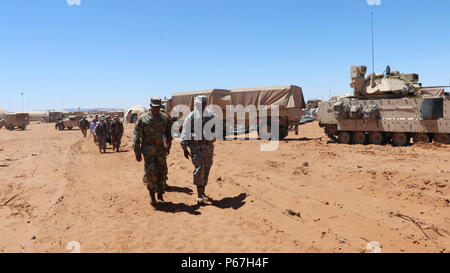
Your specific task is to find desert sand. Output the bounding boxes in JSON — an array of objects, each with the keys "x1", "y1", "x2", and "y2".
[{"x1": 0, "y1": 122, "x2": 449, "y2": 253}]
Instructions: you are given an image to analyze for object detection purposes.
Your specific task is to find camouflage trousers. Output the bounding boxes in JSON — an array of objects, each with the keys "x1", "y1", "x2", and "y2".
[
  {"x1": 189, "y1": 142, "x2": 214, "y2": 187},
  {"x1": 81, "y1": 128, "x2": 88, "y2": 137},
  {"x1": 111, "y1": 134, "x2": 122, "y2": 150},
  {"x1": 98, "y1": 135, "x2": 106, "y2": 150},
  {"x1": 143, "y1": 152, "x2": 167, "y2": 193}
]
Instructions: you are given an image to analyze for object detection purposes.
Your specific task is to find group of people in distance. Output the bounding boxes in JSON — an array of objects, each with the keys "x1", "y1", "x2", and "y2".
[{"x1": 82, "y1": 114, "x2": 124, "y2": 153}]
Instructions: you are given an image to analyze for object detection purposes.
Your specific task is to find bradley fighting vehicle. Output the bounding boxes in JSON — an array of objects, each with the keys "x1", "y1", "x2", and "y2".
[{"x1": 318, "y1": 65, "x2": 450, "y2": 146}]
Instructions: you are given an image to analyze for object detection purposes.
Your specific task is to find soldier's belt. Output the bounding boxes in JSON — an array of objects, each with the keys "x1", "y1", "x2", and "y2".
[
  {"x1": 142, "y1": 139, "x2": 164, "y2": 145},
  {"x1": 190, "y1": 140, "x2": 212, "y2": 145}
]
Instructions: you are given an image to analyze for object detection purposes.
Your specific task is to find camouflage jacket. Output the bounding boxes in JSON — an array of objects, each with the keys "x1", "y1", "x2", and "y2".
[
  {"x1": 95, "y1": 123, "x2": 108, "y2": 137},
  {"x1": 111, "y1": 120, "x2": 124, "y2": 137},
  {"x1": 106, "y1": 121, "x2": 112, "y2": 134},
  {"x1": 133, "y1": 112, "x2": 173, "y2": 156},
  {"x1": 79, "y1": 119, "x2": 90, "y2": 129},
  {"x1": 180, "y1": 109, "x2": 217, "y2": 151}
]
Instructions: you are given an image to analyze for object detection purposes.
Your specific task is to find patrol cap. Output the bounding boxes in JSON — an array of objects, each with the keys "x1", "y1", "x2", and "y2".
[
  {"x1": 150, "y1": 97, "x2": 163, "y2": 108},
  {"x1": 114, "y1": 114, "x2": 119, "y2": 118}
]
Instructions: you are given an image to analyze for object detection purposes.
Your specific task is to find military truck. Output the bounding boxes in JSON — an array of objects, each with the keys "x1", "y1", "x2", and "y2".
[
  {"x1": 230, "y1": 85, "x2": 305, "y2": 140},
  {"x1": 1, "y1": 113, "x2": 30, "y2": 130},
  {"x1": 318, "y1": 65, "x2": 450, "y2": 146},
  {"x1": 167, "y1": 89, "x2": 231, "y2": 138},
  {"x1": 56, "y1": 116, "x2": 80, "y2": 130},
  {"x1": 167, "y1": 86, "x2": 305, "y2": 140}
]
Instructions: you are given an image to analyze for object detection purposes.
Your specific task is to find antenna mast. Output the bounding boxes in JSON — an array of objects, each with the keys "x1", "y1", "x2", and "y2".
[{"x1": 371, "y1": 12, "x2": 375, "y2": 75}]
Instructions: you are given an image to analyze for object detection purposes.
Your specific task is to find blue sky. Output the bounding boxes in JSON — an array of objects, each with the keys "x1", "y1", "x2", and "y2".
[{"x1": 1, "y1": 0, "x2": 449, "y2": 111}]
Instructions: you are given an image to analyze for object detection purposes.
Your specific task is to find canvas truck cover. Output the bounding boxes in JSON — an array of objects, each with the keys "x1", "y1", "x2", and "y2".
[
  {"x1": 421, "y1": 88, "x2": 445, "y2": 97},
  {"x1": 230, "y1": 85, "x2": 305, "y2": 110},
  {"x1": 171, "y1": 89, "x2": 231, "y2": 115}
]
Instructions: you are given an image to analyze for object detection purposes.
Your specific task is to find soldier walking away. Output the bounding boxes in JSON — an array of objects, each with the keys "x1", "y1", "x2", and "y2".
[
  {"x1": 111, "y1": 115, "x2": 124, "y2": 152},
  {"x1": 79, "y1": 115, "x2": 90, "y2": 137},
  {"x1": 133, "y1": 97, "x2": 173, "y2": 208},
  {"x1": 95, "y1": 117, "x2": 108, "y2": 153},
  {"x1": 180, "y1": 95, "x2": 217, "y2": 205}
]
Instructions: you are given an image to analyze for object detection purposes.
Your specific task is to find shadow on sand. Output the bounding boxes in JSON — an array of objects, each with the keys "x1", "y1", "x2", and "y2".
[
  {"x1": 210, "y1": 193, "x2": 247, "y2": 210},
  {"x1": 156, "y1": 193, "x2": 248, "y2": 215},
  {"x1": 283, "y1": 137, "x2": 321, "y2": 142},
  {"x1": 166, "y1": 185, "x2": 194, "y2": 195},
  {"x1": 157, "y1": 202, "x2": 201, "y2": 215}
]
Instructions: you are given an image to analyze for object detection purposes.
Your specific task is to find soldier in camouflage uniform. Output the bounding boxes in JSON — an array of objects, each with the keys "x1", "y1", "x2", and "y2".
[
  {"x1": 105, "y1": 115, "x2": 112, "y2": 145},
  {"x1": 95, "y1": 117, "x2": 108, "y2": 153},
  {"x1": 111, "y1": 115, "x2": 124, "y2": 152},
  {"x1": 133, "y1": 97, "x2": 173, "y2": 208},
  {"x1": 79, "y1": 115, "x2": 90, "y2": 137},
  {"x1": 181, "y1": 96, "x2": 217, "y2": 205}
]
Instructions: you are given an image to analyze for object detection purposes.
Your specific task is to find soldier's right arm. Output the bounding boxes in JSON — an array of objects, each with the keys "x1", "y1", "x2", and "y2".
[
  {"x1": 180, "y1": 113, "x2": 192, "y2": 152},
  {"x1": 133, "y1": 118, "x2": 143, "y2": 156}
]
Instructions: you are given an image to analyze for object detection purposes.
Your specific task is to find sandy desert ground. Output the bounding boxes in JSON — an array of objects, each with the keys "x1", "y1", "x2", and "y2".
[{"x1": 0, "y1": 121, "x2": 449, "y2": 253}]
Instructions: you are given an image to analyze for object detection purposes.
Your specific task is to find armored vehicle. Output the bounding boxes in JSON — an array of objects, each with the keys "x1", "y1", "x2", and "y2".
[
  {"x1": 56, "y1": 116, "x2": 80, "y2": 130},
  {"x1": 318, "y1": 65, "x2": 450, "y2": 146},
  {"x1": 2, "y1": 113, "x2": 30, "y2": 130}
]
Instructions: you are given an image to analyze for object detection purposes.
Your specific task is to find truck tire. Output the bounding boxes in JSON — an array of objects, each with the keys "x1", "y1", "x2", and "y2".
[
  {"x1": 68, "y1": 127, "x2": 73, "y2": 130},
  {"x1": 258, "y1": 123, "x2": 271, "y2": 140},
  {"x1": 369, "y1": 132, "x2": 384, "y2": 145},
  {"x1": 338, "y1": 131, "x2": 352, "y2": 144},
  {"x1": 58, "y1": 124, "x2": 65, "y2": 131},
  {"x1": 392, "y1": 132, "x2": 410, "y2": 146},
  {"x1": 413, "y1": 133, "x2": 430, "y2": 144},
  {"x1": 7, "y1": 124, "x2": 14, "y2": 130},
  {"x1": 434, "y1": 134, "x2": 449, "y2": 144},
  {"x1": 258, "y1": 124, "x2": 288, "y2": 141},
  {"x1": 353, "y1": 131, "x2": 366, "y2": 145}
]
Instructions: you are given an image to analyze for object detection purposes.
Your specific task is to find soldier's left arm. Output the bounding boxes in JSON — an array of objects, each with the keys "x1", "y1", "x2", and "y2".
[
  {"x1": 132, "y1": 119, "x2": 143, "y2": 156},
  {"x1": 165, "y1": 115, "x2": 173, "y2": 149},
  {"x1": 119, "y1": 122, "x2": 124, "y2": 137}
]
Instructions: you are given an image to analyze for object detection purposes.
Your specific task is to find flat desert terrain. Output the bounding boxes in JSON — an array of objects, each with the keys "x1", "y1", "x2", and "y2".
[{"x1": 0, "y1": 122, "x2": 449, "y2": 253}]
